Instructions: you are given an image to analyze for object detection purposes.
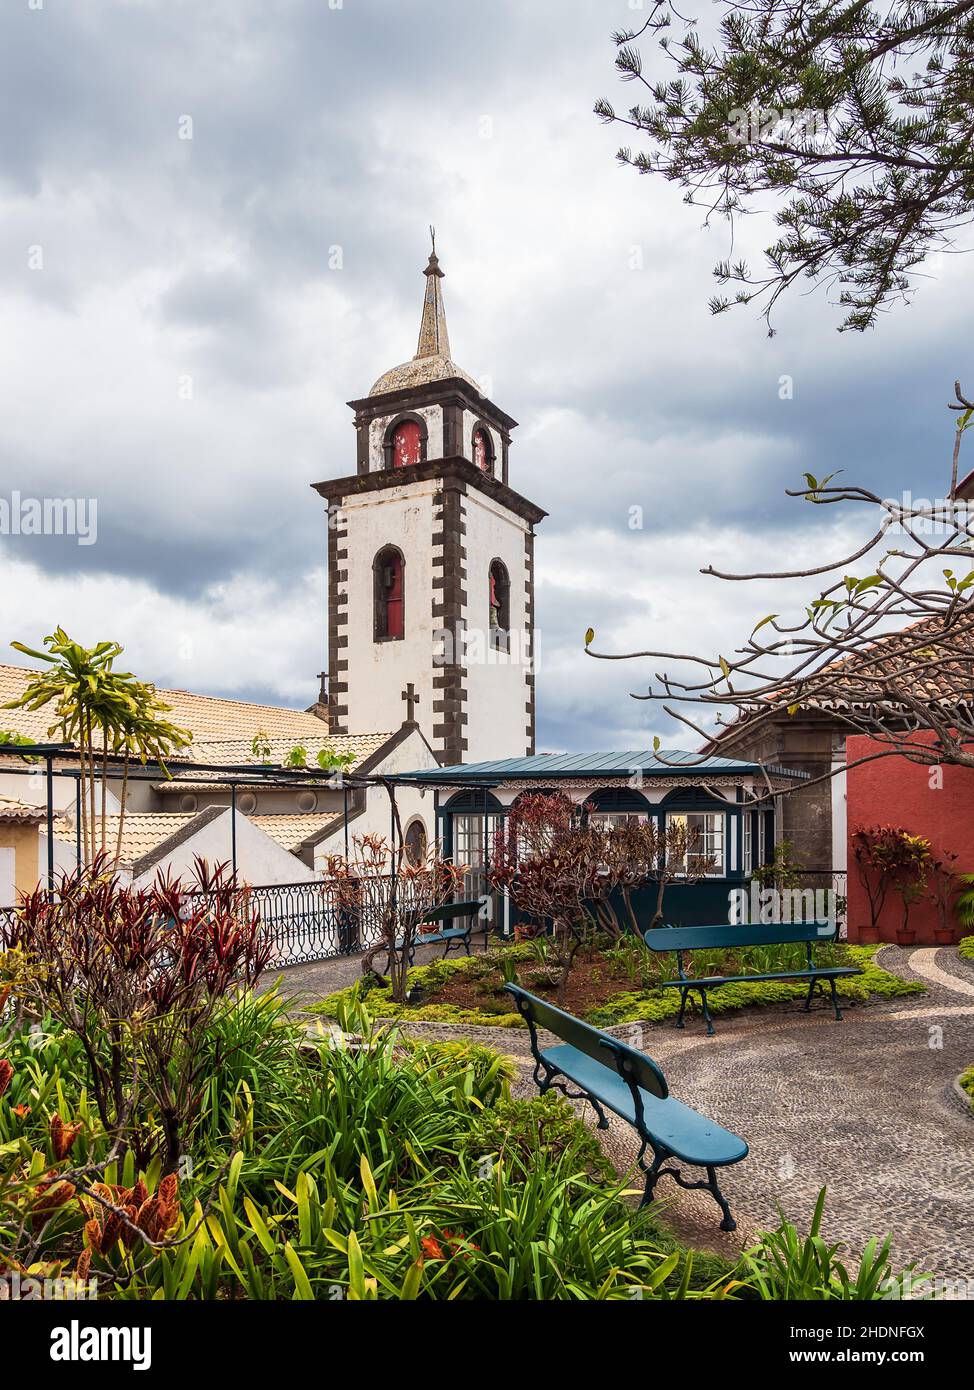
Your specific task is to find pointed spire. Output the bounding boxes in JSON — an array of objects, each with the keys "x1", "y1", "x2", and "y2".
[{"x1": 414, "y1": 226, "x2": 451, "y2": 361}]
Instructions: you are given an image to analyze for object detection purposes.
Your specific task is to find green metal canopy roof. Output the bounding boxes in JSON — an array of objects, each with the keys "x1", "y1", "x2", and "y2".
[{"x1": 391, "y1": 750, "x2": 809, "y2": 785}]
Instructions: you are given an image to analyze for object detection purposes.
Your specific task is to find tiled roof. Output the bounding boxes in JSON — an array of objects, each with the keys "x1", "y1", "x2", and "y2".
[
  {"x1": 250, "y1": 813, "x2": 343, "y2": 852},
  {"x1": 815, "y1": 610, "x2": 974, "y2": 706},
  {"x1": 155, "y1": 732, "x2": 394, "y2": 789},
  {"x1": 712, "y1": 609, "x2": 974, "y2": 749},
  {"x1": 0, "y1": 663, "x2": 330, "y2": 746},
  {"x1": 52, "y1": 811, "x2": 207, "y2": 868},
  {"x1": 0, "y1": 797, "x2": 46, "y2": 823}
]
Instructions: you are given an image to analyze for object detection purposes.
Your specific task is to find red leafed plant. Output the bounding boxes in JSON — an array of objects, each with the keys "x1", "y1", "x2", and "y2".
[
  {"x1": 489, "y1": 794, "x2": 712, "y2": 1004},
  {"x1": 2, "y1": 855, "x2": 271, "y2": 1172},
  {"x1": 489, "y1": 794, "x2": 598, "y2": 1005}
]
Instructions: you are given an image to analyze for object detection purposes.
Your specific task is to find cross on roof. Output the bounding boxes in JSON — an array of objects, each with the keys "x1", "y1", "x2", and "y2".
[{"x1": 401, "y1": 682, "x2": 419, "y2": 722}]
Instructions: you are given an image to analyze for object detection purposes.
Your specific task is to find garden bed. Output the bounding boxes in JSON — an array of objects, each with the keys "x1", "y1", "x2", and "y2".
[{"x1": 309, "y1": 936, "x2": 924, "y2": 1029}]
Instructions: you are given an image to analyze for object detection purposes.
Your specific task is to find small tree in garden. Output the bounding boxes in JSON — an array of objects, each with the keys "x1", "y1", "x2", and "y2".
[
  {"x1": 596, "y1": 816, "x2": 715, "y2": 933},
  {"x1": 927, "y1": 851, "x2": 962, "y2": 940},
  {"x1": 489, "y1": 794, "x2": 595, "y2": 1006},
  {"x1": 2, "y1": 856, "x2": 270, "y2": 1172},
  {"x1": 490, "y1": 796, "x2": 717, "y2": 1003},
  {"x1": 323, "y1": 834, "x2": 467, "y2": 1005},
  {"x1": 852, "y1": 824, "x2": 933, "y2": 940},
  {"x1": 851, "y1": 826, "x2": 897, "y2": 936}
]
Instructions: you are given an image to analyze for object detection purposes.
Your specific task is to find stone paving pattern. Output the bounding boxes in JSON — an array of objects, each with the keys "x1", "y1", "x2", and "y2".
[{"x1": 265, "y1": 944, "x2": 974, "y2": 1280}]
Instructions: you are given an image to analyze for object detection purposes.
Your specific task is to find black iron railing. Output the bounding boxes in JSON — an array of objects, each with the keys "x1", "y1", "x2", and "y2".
[{"x1": 240, "y1": 877, "x2": 476, "y2": 968}]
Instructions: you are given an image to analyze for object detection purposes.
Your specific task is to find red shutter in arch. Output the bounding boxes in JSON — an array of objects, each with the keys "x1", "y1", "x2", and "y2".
[
  {"x1": 391, "y1": 420, "x2": 422, "y2": 469},
  {"x1": 383, "y1": 551, "x2": 404, "y2": 638},
  {"x1": 473, "y1": 427, "x2": 490, "y2": 472}
]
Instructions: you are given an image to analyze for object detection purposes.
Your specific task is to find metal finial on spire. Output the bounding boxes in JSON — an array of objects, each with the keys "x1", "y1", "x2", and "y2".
[{"x1": 415, "y1": 232, "x2": 450, "y2": 360}]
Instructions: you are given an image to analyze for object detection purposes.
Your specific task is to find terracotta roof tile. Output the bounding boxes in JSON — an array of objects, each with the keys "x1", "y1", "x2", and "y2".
[
  {"x1": 154, "y1": 733, "x2": 393, "y2": 790},
  {"x1": 0, "y1": 797, "x2": 46, "y2": 823},
  {"x1": 249, "y1": 813, "x2": 342, "y2": 852},
  {"x1": 0, "y1": 663, "x2": 331, "y2": 746},
  {"x1": 51, "y1": 811, "x2": 205, "y2": 867}
]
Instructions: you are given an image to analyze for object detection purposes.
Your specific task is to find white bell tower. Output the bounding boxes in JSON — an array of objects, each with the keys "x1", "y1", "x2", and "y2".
[{"x1": 313, "y1": 241, "x2": 546, "y2": 765}]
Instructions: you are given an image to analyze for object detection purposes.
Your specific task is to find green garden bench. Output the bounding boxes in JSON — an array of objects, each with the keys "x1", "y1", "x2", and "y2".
[
  {"x1": 400, "y1": 898, "x2": 486, "y2": 963},
  {"x1": 504, "y1": 983, "x2": 748, "y2": 1231},
  {"x1": 643, "y1": 921, "x2": 862, "y2": 1036}
]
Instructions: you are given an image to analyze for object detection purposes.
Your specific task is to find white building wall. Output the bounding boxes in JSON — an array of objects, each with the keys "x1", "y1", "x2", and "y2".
[
  {"x1": 132, "y1": 810, "x2": 318, "y2": 889},
  {"x1": 0, "y1": 847, "x2": 15, "y2": 905},
  {"x1": 312, "y1": 727, "x2": 440, "y2": 868},
  {"x1": 341, "y1": 478, "x2": 439, "y2": 739},
  {"x1": 462, "y1": 494, "x2": 531, "y2": 761},
  {"x1": 0, "y1": 770, "x2": 120, "y2": 818}
]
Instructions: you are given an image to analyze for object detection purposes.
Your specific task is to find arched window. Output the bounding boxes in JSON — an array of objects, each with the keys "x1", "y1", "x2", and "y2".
[
  {"x1": 403, "y1": 818, "x2": 428, "y2": 867},
  {"x1": 583, "y1": 787, "x2": 651, "y2": 829},
  {"x1": 489, "y1": 559, "x2": 510, "y2": 650},
  {"x1": 389, "y1": 419, "x2": 423, "y2": 470},
  {"x1": 374, "y1": 546, "x2": 405, "y2": 641},
  {"x1": 472, "y1": 426, "x2": 493, "y2": 474}
]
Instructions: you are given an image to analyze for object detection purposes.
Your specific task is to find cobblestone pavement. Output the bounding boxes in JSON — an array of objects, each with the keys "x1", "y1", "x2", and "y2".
[{"x1": 269, "y1": 943, "x2": 974, "y2": 1279}]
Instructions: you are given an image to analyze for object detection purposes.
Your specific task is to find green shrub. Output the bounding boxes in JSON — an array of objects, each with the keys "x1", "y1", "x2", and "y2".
[
  {"x1": 741, "y1": 1188, "x2": 929, "y2": 1300},
  {"x1": 463, "y1": 1092, "x2": 615, "y2": 1181},
  {"x1": 959, "y1": 935, "x2": 974, "y2": 961}
]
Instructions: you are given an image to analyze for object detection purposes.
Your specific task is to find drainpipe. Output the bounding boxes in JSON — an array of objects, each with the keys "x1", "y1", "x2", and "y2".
[
  {"x1": 230, "y1": 783, "x2": 238, "y2": 878},
  {"x1": 45, "y1": 755, "x2": 55, "y2": 897}
]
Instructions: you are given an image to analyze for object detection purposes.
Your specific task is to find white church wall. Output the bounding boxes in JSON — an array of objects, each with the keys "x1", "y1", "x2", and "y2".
[
  {"x1": 311, "y1": 727, "x2": 439, "y2": 869},
  {"x1": 0, "y1": 769, "x2": 120, "y2": 818},
  {"x1": 462, "y1": 494, "x2": 530, "y2": 761},
  {"x1": 341, "y1": 478, "x2": 439, "y2": 738}
]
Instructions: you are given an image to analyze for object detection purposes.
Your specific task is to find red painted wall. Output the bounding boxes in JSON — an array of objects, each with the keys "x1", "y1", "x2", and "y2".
[{"x1": 846, "y1": 732, "x2": 974, "y2": 943}]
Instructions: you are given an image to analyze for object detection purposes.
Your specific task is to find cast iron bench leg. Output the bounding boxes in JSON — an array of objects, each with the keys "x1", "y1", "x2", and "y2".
[
  {"x1": 803, "y1": 977, "x2": 817, "y2": 1011},
  {"x1": 707, "y1": 1165, "x2": 737, "y2": 1232},
  {"x1": 828, "y1": 977, "x2": 843, "y2": 1021},
  {"x1": 639, "y1": 1148, "x2": 665, "y2": 1208},
  {"x1": 699, "y1": 987, "x2": 716, "y2": 1037},
  {"x1": 676, "y1": 986, "x2": 690, "y2": 1030},
  {"x1": 639, "y1": 1149, "x2": 737, "y2": 1232}
]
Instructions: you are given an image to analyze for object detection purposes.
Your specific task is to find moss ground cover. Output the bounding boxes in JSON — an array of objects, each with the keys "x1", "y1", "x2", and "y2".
[{"x1": 310, "y1": 938, "x2": 924, "y2": 1029}]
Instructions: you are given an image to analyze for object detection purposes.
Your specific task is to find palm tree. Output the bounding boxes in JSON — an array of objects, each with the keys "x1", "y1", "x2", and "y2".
[{"x1": 6, "y1": 629, "x2": 191, "y2": 867}]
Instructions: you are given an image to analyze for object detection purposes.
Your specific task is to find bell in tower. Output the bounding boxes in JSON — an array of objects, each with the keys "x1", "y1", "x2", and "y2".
[{"x1": 312, "y1": 239, "x2": 546, "y2": 766}]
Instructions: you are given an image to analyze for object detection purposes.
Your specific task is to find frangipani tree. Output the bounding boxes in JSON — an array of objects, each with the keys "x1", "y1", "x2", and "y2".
[{"x1": 585, "y1": 385, "x2": 974, "y2": 786}]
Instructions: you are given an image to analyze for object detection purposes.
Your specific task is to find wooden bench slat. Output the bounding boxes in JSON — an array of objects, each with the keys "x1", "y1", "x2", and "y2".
[{"x1": 658, "y1": 965, "x2": 861, "y2": 988}]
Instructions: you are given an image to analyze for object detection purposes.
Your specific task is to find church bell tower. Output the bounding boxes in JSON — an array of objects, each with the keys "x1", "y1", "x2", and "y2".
[{"x1": 312, "y1": 241, "x2": 546, "y2": 765}]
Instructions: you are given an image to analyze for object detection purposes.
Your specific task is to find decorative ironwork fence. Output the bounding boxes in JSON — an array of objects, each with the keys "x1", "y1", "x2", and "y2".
[{"x1": 241, "y1": 877, "x2": 471, "y2": 968}]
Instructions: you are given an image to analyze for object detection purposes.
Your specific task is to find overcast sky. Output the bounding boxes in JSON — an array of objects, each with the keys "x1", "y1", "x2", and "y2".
[{"x1": 1, "y1": 0, "x2": 970, "y2": 753}]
